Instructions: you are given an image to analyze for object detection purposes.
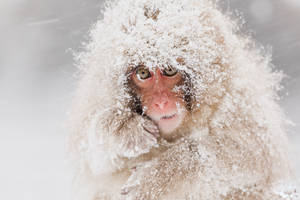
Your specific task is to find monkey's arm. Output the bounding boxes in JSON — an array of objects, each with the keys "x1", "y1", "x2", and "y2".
[
  {"x1": 120, "y1": 138, "x2": 203, "y2": 200},
  {"x1": 120, "y1": 134, "x2": 298, "y2": 200},
  {"x1": 223, "y1": 186, "x2": 298, "y2": 200},
  {"x1": 114, "y1": 113, "x2": 159, "y2": 159}
]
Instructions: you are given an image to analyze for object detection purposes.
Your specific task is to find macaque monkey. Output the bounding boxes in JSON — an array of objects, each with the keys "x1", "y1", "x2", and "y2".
[{"x1": 67, "y1": 0, "x2": 298, "y2": 199}]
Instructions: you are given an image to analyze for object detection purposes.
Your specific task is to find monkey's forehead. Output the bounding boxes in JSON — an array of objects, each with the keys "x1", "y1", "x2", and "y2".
[{"x1": 79, "y1": 0, "x2": 237, "y2": 75}]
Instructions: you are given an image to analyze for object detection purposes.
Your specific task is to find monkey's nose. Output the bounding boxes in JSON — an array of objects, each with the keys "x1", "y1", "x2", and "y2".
[{"x1": 154, "y1": 99, "x2": 168, "y2": 110}]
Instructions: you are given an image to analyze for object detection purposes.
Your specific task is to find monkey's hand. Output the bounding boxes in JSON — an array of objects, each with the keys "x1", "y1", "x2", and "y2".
[
  {"x1": 120, "y1": 162, "x2": 156, "y2": 200},
  {"x1": 118, "y1": 114, "x2": 159, "y2": 158},
  {"x1": 120, "y1": 139, "x2": 201, "y2": 200}
]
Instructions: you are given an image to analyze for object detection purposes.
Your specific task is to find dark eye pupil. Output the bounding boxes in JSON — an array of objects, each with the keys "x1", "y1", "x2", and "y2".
[
  {"x1": 164, "y1": 66, "x2": 177, "y2": 76},
  {"x1": 136, "y1": 67, "x2": 150, "y2": 80}
]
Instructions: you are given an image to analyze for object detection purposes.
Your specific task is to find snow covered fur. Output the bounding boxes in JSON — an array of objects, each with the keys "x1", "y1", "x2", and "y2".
[{"x1": 68, "y1": 0, "x2": 298, "y2": 199}]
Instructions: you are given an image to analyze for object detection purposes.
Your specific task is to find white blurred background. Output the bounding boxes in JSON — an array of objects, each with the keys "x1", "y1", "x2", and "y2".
[{"x1": 0, "y1": 0, "x2": 299, "y2": 199}]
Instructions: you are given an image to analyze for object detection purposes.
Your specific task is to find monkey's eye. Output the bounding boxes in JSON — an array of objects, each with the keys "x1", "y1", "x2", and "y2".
[
  {"x1": 136, "y1": 66, "x2": 151, "y2": 80},
  {"x1": 163, "y1": 66, "x2": 177, "y2": 77}
]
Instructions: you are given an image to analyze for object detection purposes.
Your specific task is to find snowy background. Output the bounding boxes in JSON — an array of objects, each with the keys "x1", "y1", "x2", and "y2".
[{"x1": 0, "y1": 0, "x2": 299, "y2": 199}]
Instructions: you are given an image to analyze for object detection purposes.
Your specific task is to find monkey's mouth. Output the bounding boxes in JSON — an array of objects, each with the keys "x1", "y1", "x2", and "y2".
[
  {"x1": 153, "y1": 111, "x2": 185, "y2": 134},
  {"x1": 161, "y1": 113, "x2": 177, "y2": 120}
]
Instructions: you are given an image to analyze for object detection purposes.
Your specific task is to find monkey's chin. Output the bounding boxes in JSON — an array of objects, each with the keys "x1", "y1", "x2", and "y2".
[{"x1": 155, "y1": 112, "x2": 185, "y2": 134}]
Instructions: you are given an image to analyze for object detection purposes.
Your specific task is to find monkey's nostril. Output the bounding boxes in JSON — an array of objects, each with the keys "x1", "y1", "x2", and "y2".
[{"x1": 155, "y1": 100, "x2": 168, "y2": 110}]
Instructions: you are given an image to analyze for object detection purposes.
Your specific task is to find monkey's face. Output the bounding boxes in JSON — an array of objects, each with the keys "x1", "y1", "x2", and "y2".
[{"x1": 131, "y1": 65, "x2": 187, "y2": 135}]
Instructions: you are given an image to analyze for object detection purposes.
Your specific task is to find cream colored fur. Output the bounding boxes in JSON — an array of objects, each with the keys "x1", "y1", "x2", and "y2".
[{"x1": 67, "y1": 0, "x2": 298, "y2": 199}]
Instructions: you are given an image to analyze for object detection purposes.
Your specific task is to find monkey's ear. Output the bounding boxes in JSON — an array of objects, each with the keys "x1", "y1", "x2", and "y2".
[{"x1": 144, "y1": 6, "x2": 160, "y2": 21}]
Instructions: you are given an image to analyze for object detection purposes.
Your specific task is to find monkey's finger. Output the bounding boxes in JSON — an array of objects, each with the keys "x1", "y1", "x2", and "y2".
[
  {"x1": 121, "y1": 185, "x2": 135, "y2": 195},
  {"x1": 121, "y1": 187, "x2": 129, "y2": 195},
  {"x1": 143, "y1": 121, "x2": 160, "y2": 138},
  {"x1": 144, "y1": 127, "x2": 160, "y2": 138}
]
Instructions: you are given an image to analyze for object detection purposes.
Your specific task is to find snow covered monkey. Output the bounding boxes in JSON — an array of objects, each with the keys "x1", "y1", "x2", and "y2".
[{"x1": 67, "y1": 0, "x2": 298, "y2": 199}]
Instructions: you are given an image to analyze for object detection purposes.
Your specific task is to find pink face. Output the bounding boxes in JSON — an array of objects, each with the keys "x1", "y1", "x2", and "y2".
[{"x1": 131, "y1": 66, "x2": 187, "y2": 134}]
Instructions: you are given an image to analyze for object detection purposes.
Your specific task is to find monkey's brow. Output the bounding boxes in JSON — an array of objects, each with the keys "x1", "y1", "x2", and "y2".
[
  {"x1": 126, "y1": 66, "x2": 136, "y2": 75},
  {"x1": 126, "y1": 64, "x2": 145, "y2": 76}
]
